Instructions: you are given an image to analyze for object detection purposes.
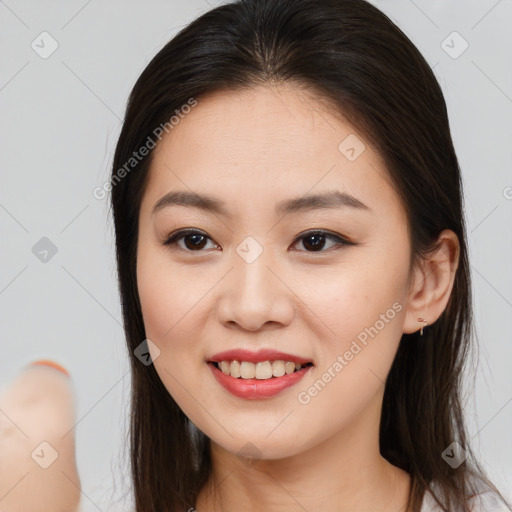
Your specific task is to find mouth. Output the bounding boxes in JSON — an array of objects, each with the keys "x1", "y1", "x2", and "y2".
[
  {"x1": 207, "y1": 359, "x2": 314, "y2": 400},
  {"x1": 206, "y1": 349, "x2": 315, "y2": 399},
  {"x1": 207, "y1": 360, "x2": 314, "y2": 380}
]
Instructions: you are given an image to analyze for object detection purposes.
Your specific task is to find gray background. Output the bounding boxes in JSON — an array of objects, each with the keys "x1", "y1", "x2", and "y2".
[{"x1": 1, "y1": 0, "x2": 511, "y2": 510}]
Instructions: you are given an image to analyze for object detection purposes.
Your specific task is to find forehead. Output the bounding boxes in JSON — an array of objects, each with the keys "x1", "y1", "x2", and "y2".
[
  {"x1": 153, "y1": 84, "x2": 354, "y2": 165},
  {"x1": 144, "y1": 84, "x2": 399, "y2": 220}
]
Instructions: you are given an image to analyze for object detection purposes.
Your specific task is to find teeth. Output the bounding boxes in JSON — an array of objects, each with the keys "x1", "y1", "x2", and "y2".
[
  {"x1": 285, "y1": 362, "x2": 295, "y2": 375},
  {"x1": 215, "y1": 360, "x2": 309, "y2": 380},
  {"x1": 272, "y1": 360, "x2": 285, "y2": 377},
  {"x1": 255, "y1": 361, "x2": 272, "y2": 379},
  {"x1": 230, "y1": 360, "x2": 241, "y2": 378},
  {"x1": 220, "y1": 361, "x2": 230, "y2": 375},
  {"x1": 240, "y1": 361, "x2": 255, "y2": 379}
]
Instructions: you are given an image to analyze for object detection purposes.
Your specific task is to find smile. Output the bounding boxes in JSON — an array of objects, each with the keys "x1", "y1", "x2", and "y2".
[
  {"x1": 207, "y1": 361, "x2": 313, "y2": 400},
  {"x1": 213, "y1": 360, "x2": 313, "y2": 379}
]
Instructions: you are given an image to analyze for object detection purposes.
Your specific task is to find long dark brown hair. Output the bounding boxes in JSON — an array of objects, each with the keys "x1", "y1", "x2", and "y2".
[{"x1": 109, "y1": 0, "x2": 511, "y2": 510}]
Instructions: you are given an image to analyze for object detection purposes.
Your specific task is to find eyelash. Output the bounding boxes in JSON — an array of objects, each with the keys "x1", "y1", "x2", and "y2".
[{"x1": 161, "y1": 228, "x2": 354, "y2": 254}]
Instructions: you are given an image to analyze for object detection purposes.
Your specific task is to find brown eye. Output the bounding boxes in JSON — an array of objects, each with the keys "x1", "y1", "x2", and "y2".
[
  {"x1": 291, "y1": 230, "x2": 352, "y2": 252},
  {"x1": 182, "y1": 233, "x2": 208, "y2": 250},
  {"x1": 162, "y1": 228, "x2": 353, "y2": 254},
  {"x1": 163, "y1": 229, "x2": 218, "y2": 252}
]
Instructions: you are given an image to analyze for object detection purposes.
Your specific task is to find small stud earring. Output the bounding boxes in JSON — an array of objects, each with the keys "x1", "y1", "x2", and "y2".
[{"x1": 417, "y1": 317, "x2": 428, "y2": 336}]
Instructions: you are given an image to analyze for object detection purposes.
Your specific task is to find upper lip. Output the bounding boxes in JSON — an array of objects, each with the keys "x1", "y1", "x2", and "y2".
[{"x1": 208, "y1": 349, "x2": 313, "y2": 365}]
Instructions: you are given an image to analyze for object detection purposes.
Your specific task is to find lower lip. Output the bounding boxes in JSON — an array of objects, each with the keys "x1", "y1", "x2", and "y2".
[{"x1": 208, "y1": 362, "x2": 312, "y2": 400}]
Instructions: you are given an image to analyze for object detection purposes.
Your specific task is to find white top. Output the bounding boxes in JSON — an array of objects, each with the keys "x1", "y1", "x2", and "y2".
[{"x1": 420, "y1": 487, "x2": 510, "y2": 511}]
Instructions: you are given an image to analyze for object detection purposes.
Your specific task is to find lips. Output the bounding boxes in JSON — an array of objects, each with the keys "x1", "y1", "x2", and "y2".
[
  {"x1": 208, "y1": 361, "x2": 312, "y2": 399},
  {"x1": 208, "y1": 348, "x2": 313, "y2": 366},
  {"x1": 206, "y1": 348, "x2": 314, "y2": 400}
]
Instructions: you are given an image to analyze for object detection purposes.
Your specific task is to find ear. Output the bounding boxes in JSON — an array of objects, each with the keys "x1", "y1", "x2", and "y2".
[{"x1": 402, "y1": 229, "x2": 460, "y2": 335}]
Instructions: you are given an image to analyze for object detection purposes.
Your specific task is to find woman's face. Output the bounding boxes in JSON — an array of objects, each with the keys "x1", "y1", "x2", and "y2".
[{"x1": 136, "y1": 84, "x2": 415, "y2": 461}]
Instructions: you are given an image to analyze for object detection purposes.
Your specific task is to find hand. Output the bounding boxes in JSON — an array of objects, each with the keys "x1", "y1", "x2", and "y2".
[{"x1": 0, "y1": 361, "x2": 82, "y2": 512}]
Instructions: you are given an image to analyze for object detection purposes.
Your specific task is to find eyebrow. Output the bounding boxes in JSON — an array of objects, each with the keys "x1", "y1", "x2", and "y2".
[{"x1": 152, "y1": 189, "x2": 370, "y2": 217}]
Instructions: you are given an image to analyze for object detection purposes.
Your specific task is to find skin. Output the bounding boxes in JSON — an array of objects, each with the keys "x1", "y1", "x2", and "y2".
[
  {"x1": 0, "y1": 83, "x2": 459, "y2": 512},
  {"x1": 136, "y1": 83, "x2": 460, "y2": 512},
  {"x1": 0, "y1": 365, "x2": 81, "y2": 512}
]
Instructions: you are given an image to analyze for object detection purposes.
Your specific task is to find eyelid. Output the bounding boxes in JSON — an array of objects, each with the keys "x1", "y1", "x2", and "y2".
[
  {"x1": 162, "y1": 228, "x2": 354, "y2": 252},
  {"x1": 162, "y1": 228, "x2": 219, "y2": 250},
  {"x1": 291, "y1": 229, "x2": 353, "y2": 246}
]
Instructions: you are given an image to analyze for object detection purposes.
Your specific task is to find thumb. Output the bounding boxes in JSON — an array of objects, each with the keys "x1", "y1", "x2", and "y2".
[{"x1": 0, "y1": 360, "x2": 82, "y2": 512}]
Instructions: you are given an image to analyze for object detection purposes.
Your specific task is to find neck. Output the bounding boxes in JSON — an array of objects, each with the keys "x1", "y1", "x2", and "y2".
[{"x1": 195, "y1": 392, "x2": 412, "y2": 512}]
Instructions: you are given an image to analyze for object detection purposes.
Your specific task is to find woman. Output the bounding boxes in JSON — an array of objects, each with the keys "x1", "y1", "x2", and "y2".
[
  {"x1": 1, "y1": 0, "x2": 510, "y2": 511},
  {"x1": 110, "y1": 0, "x2": 512, "y2": 510}
]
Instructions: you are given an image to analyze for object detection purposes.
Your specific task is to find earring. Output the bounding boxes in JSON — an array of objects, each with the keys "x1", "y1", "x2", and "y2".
[{"x1": 417, "y1": 317, "x2": 428, "y2": 336}]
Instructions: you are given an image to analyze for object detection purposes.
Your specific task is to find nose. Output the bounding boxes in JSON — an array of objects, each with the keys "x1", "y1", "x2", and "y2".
[{"x1": 216, "y1": 241, "x2": 296, "y2": 332}]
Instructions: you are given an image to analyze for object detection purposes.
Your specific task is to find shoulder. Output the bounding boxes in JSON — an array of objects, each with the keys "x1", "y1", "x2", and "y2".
[{"x1": 420, "y1": 481, "x2": 511, "y2": 512}]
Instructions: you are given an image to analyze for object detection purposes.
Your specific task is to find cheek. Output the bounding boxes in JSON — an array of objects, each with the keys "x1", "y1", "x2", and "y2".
[
  {"x1": 290, "y1": 244, "x2": 408, "y2": 345},
  {"x1": 136, "y1": 246, "x2": 205, "y2": 373},
  {"x1": 291, "y1": 285, "x2": 405, "y2": 446},
  {"x1": 136, "y1": 250, "x2": 213, "y2": 415},
  {"x1": 137, "y1": 243, "x2": 207, "y2": 339},
  {"x1": 290, "y1": 240, "x2": 409, "y2": 406}
]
